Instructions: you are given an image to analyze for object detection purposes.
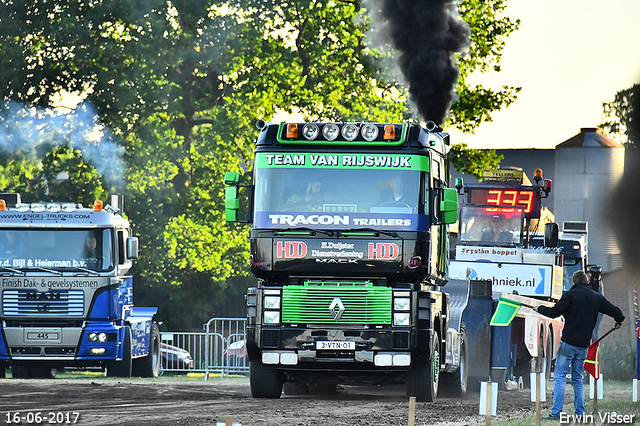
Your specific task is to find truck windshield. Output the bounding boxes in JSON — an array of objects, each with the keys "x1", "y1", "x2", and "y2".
[
  {"x1": 458, "y1": 205, "x2": 523, "y2": 246},
  {"x1": 253, "y1": 166, "x2": 425, "y2": 231},
  {"x1": 0, "y1": 228, "x2": 114, "y2": 272}
]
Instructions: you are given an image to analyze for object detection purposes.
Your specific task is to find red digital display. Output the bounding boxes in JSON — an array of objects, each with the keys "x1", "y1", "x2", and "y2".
[{"x1": 469, "y1": 188, "x2": 540, "y2": 217}]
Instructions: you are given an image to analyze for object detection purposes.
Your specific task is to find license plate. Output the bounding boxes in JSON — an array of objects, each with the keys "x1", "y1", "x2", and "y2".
[
  {"x1": 26, "y1": 332, "x2": 59, "y2": 341},
  {"x1": 315, "y1": 341, "x2": 355, "y2": 350}
]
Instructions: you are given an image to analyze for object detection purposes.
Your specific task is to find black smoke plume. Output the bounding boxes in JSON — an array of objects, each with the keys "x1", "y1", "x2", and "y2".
[
  {"x1": 364, "y1": 0, "x2": 470, "y2": 124},
  {"x1": 609, "y1": 81, "x2": 640, "y2": 271}
]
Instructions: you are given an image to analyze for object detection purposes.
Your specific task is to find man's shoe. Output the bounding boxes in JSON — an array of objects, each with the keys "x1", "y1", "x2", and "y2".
[{"x1": 544, "y1": 414, "x2": 560, "y2": 421}]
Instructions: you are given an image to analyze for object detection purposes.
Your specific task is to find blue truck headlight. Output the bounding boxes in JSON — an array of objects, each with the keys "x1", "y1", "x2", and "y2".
[{"x1": 88, "y1": 332, "x2": 115, "y2": 342}]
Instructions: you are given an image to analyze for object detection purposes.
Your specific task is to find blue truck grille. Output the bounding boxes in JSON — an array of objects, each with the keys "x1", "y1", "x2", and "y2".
[{"x1": 2, "y1": 289, "x2": 85, "y2": 316}]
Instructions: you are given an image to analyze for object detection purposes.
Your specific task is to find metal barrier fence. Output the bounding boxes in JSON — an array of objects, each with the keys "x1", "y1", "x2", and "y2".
[{"x1": 159, "y1": 317, "x2": 248, "y2": 378}]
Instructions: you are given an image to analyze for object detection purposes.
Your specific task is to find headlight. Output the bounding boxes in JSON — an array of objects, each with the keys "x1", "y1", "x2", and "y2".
[
  {"x1": 341, "y1": 124, "x2": 358, "y2": 141},
  {"x1": 263, "y1": 311, "x2": 281, "y2": 324},
  {"x1": 322, "y1": 123, "x2": 340, "y2": 141},
  {"x1": 302, "y1": 123, "x2": 319, "y2": 140},
  {"x1": 361, "y1": 124, "x2": 379, "y2": 141},
  {"x1": 394, "y1": 297, "x2": 410, "y2": 312},
  {"x1": 393, "y1": 312, "x2": 410, "y2": 326},
  {"x1": 89, "y1": 332, "x2": 114, "y2": 342},
  {"x1": 264, "y1": 296, "x2": 281, "y2": 310}
]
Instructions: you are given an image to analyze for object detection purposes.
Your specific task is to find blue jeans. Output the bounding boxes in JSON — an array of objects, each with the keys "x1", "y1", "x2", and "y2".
[{"x1": 552, "y1": 342, "x2": 588, "y2": 417}]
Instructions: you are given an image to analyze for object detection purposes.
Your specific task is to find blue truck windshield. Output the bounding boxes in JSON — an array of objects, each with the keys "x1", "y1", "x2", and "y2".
[
  {"x1": 0, "y1": 228, "x2": 114, "y2": 272},
  {"x1": 253, "y1": 166, "x2": 426, "y2": 231}
]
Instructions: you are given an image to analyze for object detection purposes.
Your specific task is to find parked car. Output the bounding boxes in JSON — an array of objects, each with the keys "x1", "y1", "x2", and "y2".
[
  {"x1": 161, "y1": 343, "x2": 194, "y2": 371},
  {"x1": 223, "y1": 339, "x2": 247, "y2": 367}
]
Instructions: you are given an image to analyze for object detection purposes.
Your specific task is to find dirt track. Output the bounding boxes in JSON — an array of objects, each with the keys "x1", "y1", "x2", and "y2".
[{"x1": 0, "y1": 375, "x2": 549, "y2": 426}]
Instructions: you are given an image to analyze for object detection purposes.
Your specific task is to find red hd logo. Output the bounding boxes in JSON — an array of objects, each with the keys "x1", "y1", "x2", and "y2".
[
  {"x1": 276, "y1": 241, "x2": 308, "y2": 258},
  {"x1": 368, "y1": 243, "x2": 399, "y2": 260}
]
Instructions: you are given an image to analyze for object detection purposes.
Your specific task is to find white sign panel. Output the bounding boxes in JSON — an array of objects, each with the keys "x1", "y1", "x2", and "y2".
[
  {"x1": 448, "y1": 261, "x2": 552, "y2": 297},
  {"x1": 455, "y1": 246, "x2": 522, "y2": 263}
]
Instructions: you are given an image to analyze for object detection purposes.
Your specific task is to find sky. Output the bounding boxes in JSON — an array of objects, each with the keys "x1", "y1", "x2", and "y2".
[{"x1": 447, "y1": 0, "x2": 640, "y2": 150}]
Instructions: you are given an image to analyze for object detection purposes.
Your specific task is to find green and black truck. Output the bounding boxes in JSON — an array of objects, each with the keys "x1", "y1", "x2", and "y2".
[{"x1": 225, "y1": 121, "x2": 461, "y2": 401}]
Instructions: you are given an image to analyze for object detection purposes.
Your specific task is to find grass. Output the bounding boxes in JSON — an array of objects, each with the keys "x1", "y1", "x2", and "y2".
[{"x1": 489, "y1": 381, "x2": 639, "y2": 425}]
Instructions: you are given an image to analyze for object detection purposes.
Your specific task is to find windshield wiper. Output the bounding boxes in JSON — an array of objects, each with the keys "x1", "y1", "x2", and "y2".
[
  {"x1": 341, "y1": 228, "x2": 399, "y2": 238},
  {"x1": 275, "y1": 227, "x2": 335, "y2": 236},
  {"x1": 64, "y1": 266, "x2": 100, "y2": 276},
  {"x1": 0, "y1": 266, "x2": 26, "y2": 276},
  {"x1": 20, "y1": 267, "x2": 63, "y2": 276}
]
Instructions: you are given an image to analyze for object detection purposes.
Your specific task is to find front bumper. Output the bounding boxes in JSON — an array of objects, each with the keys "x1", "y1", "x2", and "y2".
[{"x1": 248, "y1": 326, "x2": 414, "y2": 370}]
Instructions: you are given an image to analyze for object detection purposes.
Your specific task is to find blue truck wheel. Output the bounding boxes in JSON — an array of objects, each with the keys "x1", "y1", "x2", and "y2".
[{"x1": 107, "y1": 326, "x2": 132, "y2": 378}]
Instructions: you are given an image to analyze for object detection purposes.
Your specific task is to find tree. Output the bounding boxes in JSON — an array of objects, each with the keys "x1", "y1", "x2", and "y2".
[
  {"x1": 0, "y1": 0, "x2": 521, "y2": 328},
  {"x1": 600, "y1": 84, "x2": 639, "y2": 144}
]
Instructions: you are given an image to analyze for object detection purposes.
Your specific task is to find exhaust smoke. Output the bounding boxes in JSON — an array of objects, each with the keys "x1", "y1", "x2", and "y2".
[
  {"x1": 363, "y1": 0, "x2": 470, "y2": 124},
  {"x1": 0, "y1": 101, "x2": 125, "y2": 188}
]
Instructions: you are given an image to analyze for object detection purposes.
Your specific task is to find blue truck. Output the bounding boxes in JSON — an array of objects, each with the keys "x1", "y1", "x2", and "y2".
[{"x1": 0, "y1": 194, "x2": 160, "y2": 378}]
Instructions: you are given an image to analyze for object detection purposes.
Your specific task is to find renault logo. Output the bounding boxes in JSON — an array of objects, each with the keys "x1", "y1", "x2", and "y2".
[{"x1": 329, "y1": 298, "x2": 345, "y2": 320}]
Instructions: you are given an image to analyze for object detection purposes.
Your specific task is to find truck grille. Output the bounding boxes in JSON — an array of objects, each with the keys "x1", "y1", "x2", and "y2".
[
  {"x1": 282, "y1": 282, "x2": 391, "y2": 325},
  {"x1": 2, "y1": 289, "x2": 84, "y2": 316}
]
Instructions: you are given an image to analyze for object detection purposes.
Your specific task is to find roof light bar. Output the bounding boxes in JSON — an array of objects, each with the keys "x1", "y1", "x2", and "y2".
[
  {"x1": 383, "y1": 125, "x2": 395, "y2": 140},
  {"x1": 302, "y1": 123, "x2": 319, "y2": 141},
  {"x1": 286, "y1": 123, "x2": 298, "y2": 138},
  {"x1": 361, "y1": 124, "x2": 379, "y2": 141},
  {"x1": 322, "y1": 123, "x2": 339, "y2": 141},
  {"x1": 341, "y1": 124, "x2": 358, "y2": 141}
]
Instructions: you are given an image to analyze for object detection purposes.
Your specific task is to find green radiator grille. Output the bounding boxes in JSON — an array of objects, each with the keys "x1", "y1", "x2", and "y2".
[{"x1": 282, "y1": 282, "x2": 392, "y2": 324}]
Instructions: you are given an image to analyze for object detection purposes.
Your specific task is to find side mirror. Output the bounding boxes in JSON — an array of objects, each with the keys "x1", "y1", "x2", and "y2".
[
  {"x1": 440, "y1": 188, "x2": 458, "y2": 224},
  {"x1": 224, "y1": 172, "x2": 243, "y2": 222},
  {"x1": 544, "y1": 222, "x2": 559, "y2": 247},
  {"x1": 127, "y1": 237, "x2": 139, "y2": 260},
  {"x1": 225, "y1": 186, "x2": 240, "y2": 222},
  {"x1": 224, "y1": 172, "x2": 241, "y2": 185}
]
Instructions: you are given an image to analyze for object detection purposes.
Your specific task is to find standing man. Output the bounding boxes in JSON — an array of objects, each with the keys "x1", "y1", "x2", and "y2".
[{"x1": 537, "y1": 270, "x2": 624, "y2": 420}]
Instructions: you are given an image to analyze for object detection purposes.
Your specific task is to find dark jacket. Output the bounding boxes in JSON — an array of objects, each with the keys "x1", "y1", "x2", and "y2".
[{"x1": 538, "y1": 282, "x2": 624, "y2": 348}]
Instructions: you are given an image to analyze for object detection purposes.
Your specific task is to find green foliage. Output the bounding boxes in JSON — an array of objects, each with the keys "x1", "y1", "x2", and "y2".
[
  {"x1": 451, "y1": 0, "x2": 521, "y2": 132},
  {"x1": 0, "y1": 0, "x2": 523, "y2": 328},
  {"x1": 451, "y1": 143, "x2": 503, "y2": 179},
  {"x1": 600, "y1": 84, "x2": 639, "y2": 143}
]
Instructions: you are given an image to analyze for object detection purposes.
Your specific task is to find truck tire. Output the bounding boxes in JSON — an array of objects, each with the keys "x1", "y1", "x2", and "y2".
[
  {"x1": 440, "y1": 328, "x2": 468, "y2": 397},
  {"x1": 132, "y1": 323, "x2": 161, "y2": 378},
  {"x1": 107, "y1": 325, "x2": 132, "y2": 377},
  {"x1": 250, "y1": 359, "x2": 283, "y2": 398},
  {"x1": 0, "y1": 361, "x2": 6, "y2": 378},
  {"x1": 11, "y1": 362, "x2": 32, "y2": 378},
  {"x1": 406, "y1": 331, "x2": 440, "y2": 402}
]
